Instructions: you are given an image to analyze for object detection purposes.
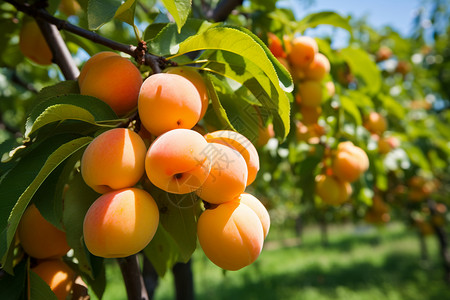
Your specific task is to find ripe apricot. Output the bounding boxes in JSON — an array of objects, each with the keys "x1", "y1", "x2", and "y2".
[
  {"x1": 81, "y1": 128, "x2": 147, "y2": 194},
  {"x1": 31, "y1": 259, "x2": 75, "y2": 300},
  {"x1": 78, "y1": 51, "x2": 119, "y2": 87},
  {"x1": 197, "y1": 201, "x2": 264, "y2": 271},
  {"x1": 59, "y1": 0, "x2": 81, "y2": 16},
  {"x1": 325, "y1": 81, "x2": 335, "y2": 97},
  {"x1": 196, "y1": 143, "x2": 248, "y2": 204},
  {"x1": 315, "y1": 174, "x2": 352, "y2": 205},
  {"x1": 364, "y1": 112, "x2": 387, "y2": 135},
  {"x1": 295, "y1": 80, "x2": 323, "y2": 108},
  {"x1": 288, "y1": 36, "x2": 318, "y2": 69},
  {"x1": 256, "y1": 123, "x2": 275, "y2": 147},
  {"x1": 375, "y1": 46, "x2": 392, "y2": 62},
  {"x1": 304, "y1": 53, "x2": 331, "y2": 81},
  {"x1": 300, "y1": 105, "x2": 322, "y2": 125},
  {"x1": 19, "y1": 19, "x2": 52, "y2": 65},
  {"x1": 83, "y1": 188, "x2": 159, "y2": 258},
  {"x1": 332, "y1": 141, "x2": 369, "y2": 183},
  {"x1": 79, "y1": 55, "x2": 142, "y2": 115},
  {"x1": 165, "y1": 67, "x2": 209, "y2": 120},
  {"x1": 138, "y1": 73, "x2": 202, "y2": 136},
  {"x1": 267, "y1": 33, "x2": 286, "y2": 58},
  {"x1": 238, "y1": 193, "x2": 270, "y2": 238},
  {"x1": 204, "y1": 130, "x2": 260, "y2": 186},
  {"x1": 18, "y1": 204, "x2": 70, "y2": 259},
  {"x1": 145, "y1": 129, "x2": 212, "y2": 194}
]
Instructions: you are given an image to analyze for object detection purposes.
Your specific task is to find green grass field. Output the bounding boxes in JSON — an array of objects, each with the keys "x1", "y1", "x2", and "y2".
[{"x1": 98, "y1": 223, "x2": 450, "y2": 300}]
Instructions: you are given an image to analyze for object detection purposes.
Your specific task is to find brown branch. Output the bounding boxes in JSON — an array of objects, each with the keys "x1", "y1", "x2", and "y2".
[
  {"x1": 5, "y1": 0, "x2": 164, "y2": 74},
  {"x1": 207, "y1": 0, "x2": 244, "y2": 22},
  {"x1": 117, "y1": 255, "x2": 149, "y2": 300},
  {"x1": 35, "y1": 17, "x2": 79, "y2": 80}
]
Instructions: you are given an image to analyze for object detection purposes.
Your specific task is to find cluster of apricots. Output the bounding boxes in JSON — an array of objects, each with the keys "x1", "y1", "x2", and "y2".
[
  {"x1": 17, "y1": 204, "x2": 74, "y2": 300},
  {"x1": 267, "y1": 33, "x2": 332, "y2": 143},
  {"x1": 364, "y1": 111, "x2": 400, "y2": 155},
  {"x1": 316, "y1": 141, "x2": 369, "y2": 205},
  {"x1": 76, "y1": 52, "x2": 270, "y2": 271}
]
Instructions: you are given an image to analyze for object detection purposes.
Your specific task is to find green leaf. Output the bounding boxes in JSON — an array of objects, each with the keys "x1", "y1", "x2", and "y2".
[
  {"x1": 204, "y1": 73, "x2": 235, "y2": 131},
  {"x1": 378, "y1": 94, "x2": 406, "y2": 120},
  {"x1": 63, "y1": 172, "x2": 101, "y2": 278},
  {"x1": 87, "y1": 0, "x2": 122, "y2": 30},
  {"x1": 114, "y1": 0, "x2": 137, "y2": 27},
  {"x1": 25, "y1": 94, "x2": 118, "y2": 138},
  {"x1": 143, "y1": 225, "x2": 181, "y2": 277},
  {"x1": 297, "y1": 11, "x2": 352, "y2": 33},
  {"x1": 340, "y1": 47, "x2": 381, "y2": 95},
  {"x1": 147, "y1": 184, "x2": 202, "y2": 264},
  {"x1": 340, "y1": 95, "x2": 362, "y2": 126},
  {"x1": 145, "y1": 19, "x2": 214, "y2": 56},
  {"x1": 30, "y1": 269, "x2": 58, "y2": 300},
  {"x1": 0, "y1": 259, "x2": 26, "y2": 299},
  {"x1": 0, "y1": 136, "x2": 93, "y2": 265},
  {"x1": 161, "y1": 0, "x2": 192, "y2": 33},
  {"x1": 34, "y1": 80, "x2": 80, "y2": 103}
]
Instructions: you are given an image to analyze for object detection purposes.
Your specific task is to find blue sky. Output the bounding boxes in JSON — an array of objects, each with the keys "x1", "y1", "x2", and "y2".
[{"x1": 296, "y1": 0, "x2": 420, "y2": 36}]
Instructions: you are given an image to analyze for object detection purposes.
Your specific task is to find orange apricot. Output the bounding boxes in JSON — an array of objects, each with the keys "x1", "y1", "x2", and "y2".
[
  {"x1": 81, "y1": 128, "x2": 147, "y2": 194},
  {"x1": 375, "y1": 46, "x2": 392, "y2": 62},
  {"x1": 79, "y1": 55, "x2": 142, "y2": 115},
  {"x1": 300, "y1": 105, "x2": 322, "y2": 125},
  {"x1": 332, "y1": 141, "x2": 369, "y2": 183},
  {"x1": 315, "y1": 174, "x2": 352, "y2": 205},
  {"x1": 165, "y1": 66, "x2": 209, "y2": 120},
  {"x1": 138, "y1": 73, "x2": 202, "y2": 136},
  {"x1": 19, "y1": 19, "x2": 52, "y2": 65},
  {"x1": 295, "y1": 80, "x2": 323, "y2": 108},
  {"x1": 83, "y1": 188, "x2": 159, "y2": 258},
  {"x1": 325, "y1": 81, "x2": 335, "y2": 98},
  {"x1": 197, "y1": 201, "x2": 264, "y2": 271},
  {"x1": 145, "y1": 129, "x2": 212, "y2": 194},
  {"x1": 18, "y1": 204, "x2": 70, "y2": 259},
  {"x1": 196, "y1": 143, "x2": 248, "y2": 204},
  {"x1": 288, "y1": 36, "x2": 318, "y2": 69},
  {"x1": 364, "y1": 112, "x2": 387, "y2": 135},
  {"x1": 256, "y1": 123, "x2": 275, "y2": 147},
  {"x1": 238, "y1": 193, "x2": 270, "y2": 238},
  {"x1": 78, "y1": 51, "x2": 119, "y2": 87},
  {"x1": 304, "y1": 53, "x2": 331, "y2": 81},
  {"x1": 31, "y1": 259, "x2": 75, "y2": 300},
  {"x1": 267, "y1": 33, "x2": 286, "y2": 58},
  {"x1": 59, "y1": 0, "x2": 81, "y2": 16},
  {"x1": 204, "y1": 130, "x2": 260, "y2": 186}
]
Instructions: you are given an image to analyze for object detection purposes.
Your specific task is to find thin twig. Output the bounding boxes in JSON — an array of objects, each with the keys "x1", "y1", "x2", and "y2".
[
  {"x1": 117, "y1": 255, "x2": 149, "y2": 300},
  {"x1": 207, "y1": 0, "x2": 244, "y2": 22}
]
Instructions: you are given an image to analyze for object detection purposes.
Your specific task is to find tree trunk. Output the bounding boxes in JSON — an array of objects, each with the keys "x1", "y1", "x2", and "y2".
[
  {"x1": 428, "y1": 199, "x2": 450, "y2": 283},
  {"x1": 172, "y1": 260, "x2": 195, "y2": 300}
]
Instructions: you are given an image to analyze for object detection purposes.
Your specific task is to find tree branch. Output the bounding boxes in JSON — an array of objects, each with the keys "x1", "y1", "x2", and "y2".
[
  {"x1": 117, "y1": 255, "x2": 149, "y2": 300},
  {"x1": 207, "y1": 0, "x2": 244, "y2": 22},
  {"x1": 35, "y1": 17, "x2": 79, "y2": 80},
  {"x1": 5, "y1": 0, "x2": 164, "y2": 74}
]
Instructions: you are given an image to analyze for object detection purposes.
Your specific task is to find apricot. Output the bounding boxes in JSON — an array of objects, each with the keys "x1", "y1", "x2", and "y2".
[
  {"x1": 304, "y1": 53, "x2": 331, "y2": 81},
  {"x1": 19, "y1": 19, "x2": 52, "y2": 65},
  {"x1": 238, "y1": 193, "x2": 270, "y2": 238},
  {"x1": 79, "y1": 55, "x2": 142, "y2": 115},
  {"x1": 295, "y1": 80, "x2": 323, "y2": 108},
  {"x1": 138, "y1": 73, "x2": 202, "y2": 136},
  {"x1": 364, "y1": 211, "x2": 390, "y2": 224},
  {"x1": 378, "y1": 136, "x2": 399, "y2": 154},
  {"x1": 325, "y1": 81, "x2": 335, "y2": 98},
  {"x1": 59, "y1": 0, "x2": 81, "y2": 16},
  {"x1": 145, "y1": 129, "x2": 212, "y2": 194},
  {"x1": 197, "y1": 201, "x2": 264, "y2": 271},
  {"x1": 256, "y1": 123, "x2": 275, "y2": 147},
  {"x1": 267, "y1": 33, "x2": 286, "y2": 58},
  {"x1": 288, "y1": 36, "x2": 318, "y2": 69},
  {"x1": 31, "y1": 259, "x2": 75, "y2": 300},
  {"x1": 81, "y1": 128, "x2": 147, "y2": 194},
  {"x1": 83, "y1": 188, "x2": 159, "y2": 258},
  {"x1": 196, "y1": 143, "x2": 248, "y2": 204},
  {"x1": 165, "y1": 67, "x2": 209, "y2": 120},
  {"x1": 204, "y1": 130, "x2": 259, "y2": 186},
  {"x1": 364, "y1": 112, "x2": 387, "y2": 135},
  {"x1": 375, "y1": 46, "x2": 392, "y2": 62},
  {"x1": 315, "y1": 174, "x2": 352, "y2": 205},
  {"x1": 332, "y1": 141, "x2": 369, "y2": 183},
  {"x1": 18, "y1": 204, "x2": 70, "y2": 259},
  {"x1": 300, "y1": 105, "x2": 322, "y2": 125},
  {"x1": 78, "y1": 51, "x2": 119, "y2": 87}
]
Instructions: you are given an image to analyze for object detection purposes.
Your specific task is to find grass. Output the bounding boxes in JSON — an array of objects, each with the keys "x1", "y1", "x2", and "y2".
[{"x1": 98, "y1": 223, "x2": 450, "y2": 300}]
